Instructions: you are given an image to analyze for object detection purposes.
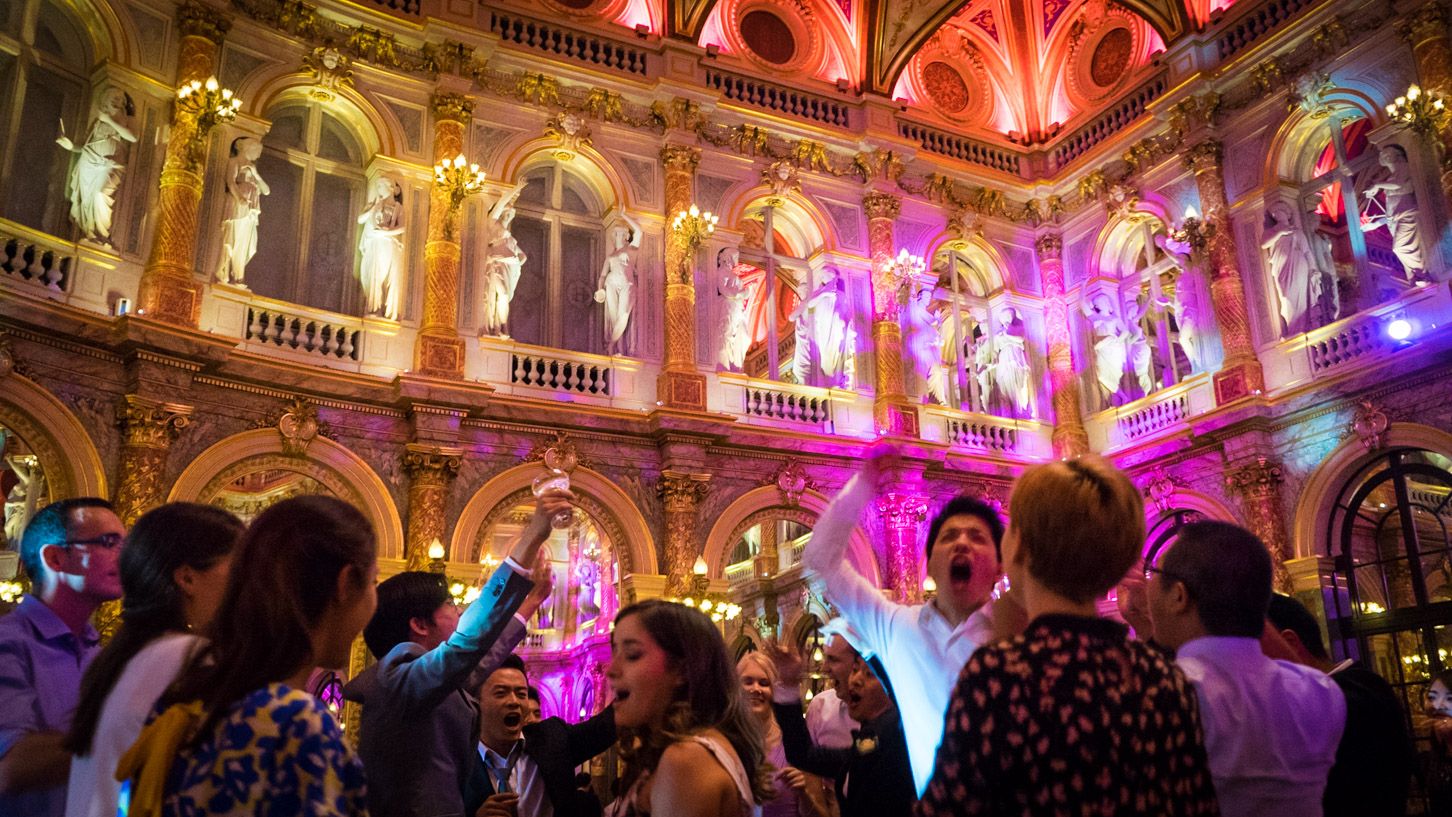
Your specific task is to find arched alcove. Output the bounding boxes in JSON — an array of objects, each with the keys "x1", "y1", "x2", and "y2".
[
  {"x1": 167, "y1": 429, "x2": 403, "y2": 558},
  {"x1": 702, "y1": 485, "x2": 880, "y2": 586},
  {"x1": 0, "y1": 373, "x2": 108, "y2": 534}
]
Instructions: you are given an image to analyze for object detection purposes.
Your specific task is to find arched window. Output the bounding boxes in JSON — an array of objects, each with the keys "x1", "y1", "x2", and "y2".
[
  {"x1": 1144, "y1": 508, "x2": 1204, "y2": 564},
  {"x1": 0, "y1": 0, "x2": 93, "y2": 236},
  {"x1": 927, "y1": 245, "x2": 994, "y2": 412},
  {"x1": 508, "y1": 164, "x2": 605, "y2": 353},
  {"x1": 248, "y1": 105, "x2": 368, "y2": 314}
]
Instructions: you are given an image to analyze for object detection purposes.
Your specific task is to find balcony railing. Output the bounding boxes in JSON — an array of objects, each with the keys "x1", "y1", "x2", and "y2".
[
  {"x1": 1090, "y1": 375, "x2": 1213, "y2": 451},
  {"x1": 246, "y1": 306, "x2": 362, "y2": 361},
  {"x1": 895, "y1": 121, "x2": 1024, "y2": 176},
  {"x1": 705, "y1": 69, "x2": 854, "y2": 128},
  {"x1": 1047, "y1": 72, "x2": 1168, "y2": 171},
  {"x1": 511, "y1": 350, "x2": 613, "y2": 396},
  {"x1": 0, "y1": 222, "x2": 75, "y2": 294},
  {"x1": 1215, "y1": 0, "x2": 1320, "y2": 60},
  {"x1": 490, "y1": 10, "x2": 649, "y2": 75}
]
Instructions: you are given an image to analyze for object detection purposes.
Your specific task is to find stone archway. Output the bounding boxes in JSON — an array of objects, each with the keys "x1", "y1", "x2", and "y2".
[
  {"x1": 703, "y1": 485, "x2": 880, "y2": 586},
  {"x1": 0, "y1": 372, "x2": 108, "y2": 503}
]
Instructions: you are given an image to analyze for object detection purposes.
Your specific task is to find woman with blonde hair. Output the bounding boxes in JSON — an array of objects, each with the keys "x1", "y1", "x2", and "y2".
[{"x1": 737, "y1": 651, "x2": 827, "y2": 817}]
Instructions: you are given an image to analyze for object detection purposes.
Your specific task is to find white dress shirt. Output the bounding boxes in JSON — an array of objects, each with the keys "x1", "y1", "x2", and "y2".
[
  {"x1": 479, "y1": 738, "x2": 551, "y2": 817},
  {"x1": 805, "y1": 688, "x2": 858, "y2": 750},
  {"x1": 803, "y1": 472, "x2": 997, "y2": 795},
  {"x1": 1177, "y1": 636, "x2": 1347, "y2": 817}
]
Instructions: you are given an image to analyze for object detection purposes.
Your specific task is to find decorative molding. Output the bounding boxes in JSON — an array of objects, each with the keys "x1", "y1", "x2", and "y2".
[
  {"x1": 765, "y1": 460, "x2": 816, "y2": 507},
  {"x1": 116, "y1": 395, "x2": 191, "y2": 450},
  {"x1": 1349, "y1": 399, "x2": 1390, "y2": 451},
  {"x1": 523, "y1": 430, "x2": 592, "y2": 473}
]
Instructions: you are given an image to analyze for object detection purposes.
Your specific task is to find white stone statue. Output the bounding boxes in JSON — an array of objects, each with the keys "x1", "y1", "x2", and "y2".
[
  {"x1": 217, "y1": 137, "x2": 269, "y2": 287},
  {"x1": 3, "y1": 453, "x2": 44, "y2": 548},
  {"x1": 991, "y1": 307, "x2": 1032, "y2": 416},
  {"x1": 356, "y1": 176, "x2": 404, "y2": 320},
  {"x1": 575, "y1": 556, "x2": 601, "y2": 623},
  {"x1": 904, "y1": 283, "x2": 948, "y2": 404},
  {"x1": 717, "y1": 247, "x2": 751, "y2": 371},
  {"x1": 479, "y1": 185, "x2": 525, "y2": 337},
  {"x1": 1155, "y1": 233, "x2": 1211, "y2": 372},
  {"x1": 1361, "y1": 144, "x2": 1428, "y2": 283},
  {"x1": 595, "y1": 212, "x2": 641, "y2": 356},
  {"x1": 1121, "y1": 294, "x2": 1154, "y2": 396},
  {"x1": 789, "y1": 268, "x2": 854, "y2": 387},
  {"x1": 1082, "y1": 293, "x2": 1130, "y2": 399},
  {"x1": 1260, "y1": 201, "x2": 1320, "y2": 336},
  {"x1": 55, "y1": 87, "x2": 137, "y2": 244}
]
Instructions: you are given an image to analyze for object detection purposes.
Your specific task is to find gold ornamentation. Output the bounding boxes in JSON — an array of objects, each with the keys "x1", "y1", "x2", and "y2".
[
  {"x1": 1250, "y1": 58, "x2": 1286, "y2": 96},
  {"x1": 1289, "y1": 72, "x2": 1337, "y2": 118},
  {"x1": 789, "y1": 139, "x2": 836, "y2": 174},
  {"x1": 0, "y1": 338, "x2": 14, "y2": 379},
  {"x1": 761, "y1": 159, "x2": 801, "y2": 198},
  {"x1": 728, "y1": 124, "x2": 771, "y2": 157},
  {"x1": 274, "y1": 397, "x2": 322, "y2": 457},
  {"x1": 303, "y1": 46, "x2": 353, "y2": 101},
  {"x1": 660, "y1": 144, "x2": 701, "y2": 174},
  {"x1": 661, "y1": 471, "x2": 711, "y2": 597},
  {"x1": 767, "y1": 461, "x2": 815, "y2": 506},
  {"x1": 972, "y1": 186, "x2": 1006, "y2": 218},
  {"x1": 431, "y1": 93, "x2": 473, "y2": 125},
  {"x1": 1142, "y1": 467, "x2": 1181, "y2": 513},
  {"x1": 1104, "y1": 182, "x2": 1140, "y2": 217},
  {"x1": 515, "y1": 72, "x2": 562, "y2": 107},
  {"x1": 1312, "y1": 18, "x2": 1349, "y2": 54},
  {"x1": 649, "y1": 98, "x2": 705, "y2": 133},
  {"x1": 1400, "y1": 2, "x2": 1450, "y2": 46},
  {"x1": 420, "y1": 40, "x2": 475, "y2": 77},
  {"x1": 582, "y1": 88, "x2": 627, "y2": 122},
  {"x1": 849, "y1": 148, "x2": 905, "y2": 184},
  {"x1": 116, "y1": 395, "x2": 191, "y2": 450},
  {"x1": 862, "y1": 191, "x2": 901, "y2": 222},
  {"x1": 403, "y1": 444, "x2": 461, "y2": 571},
  {"x1": 403, "y1": 444, "x2": 463, "y2": 484},
  {"x1": 1077, "y1": 170, "x2": 1108, "y2": 202},
  {"x1": 176, "y1": 0, "x2": 231, "y2": 42},
  {"x1": 1350, "y1": 399, "x2": 1390, "y2": 451},
  {"x1": 1387, "y1": 83, "x2": 1451, "y2": 137},
  {"x1": 545, "y1": 112, "x2": 592, "y2": 158},
  {"x1": 524, "y1": 430, "x2": 589, "y2": 473},
  {"x1": 346, "y1": 26, "x2": 398, "y2": 67},
  {"x1": 1034, "y1": 233, "x2": 1063, "y2": 260}
]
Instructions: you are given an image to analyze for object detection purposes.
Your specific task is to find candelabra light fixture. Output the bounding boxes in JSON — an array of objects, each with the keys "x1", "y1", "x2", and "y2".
[
  {"x1": 873, "y1": 248, "x2": 926, "y2": 317},
  {"x1": 1387, "y1": 84, "x2": 1450, "y2": 138},
  {"x1": 427, "y1": 537, "x2": 447, "y2": 574},
  {"x1": 670, "y1": 204, "x2": 718, "y2": 251},
  {"x1": 669, "y1": 555, "x2": 742, "y2": 622},
  {"x1": 176, "y1": 76, "x2": 240, "y2": 159},
  {"x1": 1171, "y1": 204, "x2": 1215, "y2": 258},
  {"x1": 433, "y1": 153, "x2": 487, "y2": 213}
]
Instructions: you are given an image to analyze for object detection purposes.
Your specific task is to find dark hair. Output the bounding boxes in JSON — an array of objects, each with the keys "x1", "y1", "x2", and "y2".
[
  {"x1": 65, "y1": 503, "x2": 243, "y2": 756},
  {"x1": 613, "y1": 600, "x2": 773, "y2": 803},
  {"x1": 924, "y1": 495, "x2": 1004, "y2": 561},
  {"x1": 19, "y1": 497, "x2": 115, "y2": 581},
  {"x1": 363, "y1": 571, "x2": 450, "y2": 659},
  {"x1": 1161, "y1": 521, "x2": 1273, "y2": 638},
  {"x1": 166, "y1": 496, "x2": 376, "y2": 740},
  {"x1": 527, "y1": 684, "x2": 540, "y2": 702},
  {"x1": 1266, "y1": 593, "x2": 1328, "y2": 660}
]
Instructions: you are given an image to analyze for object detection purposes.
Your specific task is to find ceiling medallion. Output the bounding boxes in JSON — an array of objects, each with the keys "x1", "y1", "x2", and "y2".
[
  {"x1": 911, "y1": 27, "x2": 994, "y2": 125},
  {"x1": 722, "y1": 0, "x2": 823, "y2": 76},
  {"x1": 1066, "y1": 6, "x2": 1142, "y2": 106}
]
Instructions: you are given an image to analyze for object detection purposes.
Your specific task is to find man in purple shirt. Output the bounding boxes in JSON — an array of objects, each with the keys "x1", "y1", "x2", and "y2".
[{"x1": 0, "y1": 498, "x2": 125, "y2": 817}]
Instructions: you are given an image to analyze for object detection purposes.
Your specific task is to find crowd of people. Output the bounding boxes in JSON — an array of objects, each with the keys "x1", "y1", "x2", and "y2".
[{"x1": 0, "y1": 443, "x2": 1427, "y2": 816}]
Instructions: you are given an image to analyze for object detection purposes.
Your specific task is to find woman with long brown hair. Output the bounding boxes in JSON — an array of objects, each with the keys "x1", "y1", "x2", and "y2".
[{"x1": 605, "y1": 600, "x2": 773, "y2": 817}]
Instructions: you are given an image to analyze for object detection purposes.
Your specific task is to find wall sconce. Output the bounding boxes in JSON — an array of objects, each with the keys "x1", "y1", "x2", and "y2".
[
  {"x1": 433, "y1": 153, "x2": 486, "y2": 214},
  {"x1": 176, "y1": 76, "x2": 240, "y2": 160},
  {"x1": 671, "y1": 204, "x2": 718, "y2": 252},
  {"x1": 427, "y1": 538, "x2": 446, "y2": 574},
  {"x1": 1387, "y1": 83, "x2": 1450, "y2": 138}
]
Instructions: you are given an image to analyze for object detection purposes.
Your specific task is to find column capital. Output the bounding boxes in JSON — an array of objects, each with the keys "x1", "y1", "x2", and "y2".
[
  {"x1": 1183, "y1": 139, "x2": 1223, "y2": 174},
  {"x1": 177, "y1": 0, "x2": 231, "y2": 43},
  {"x1": 1401, "y1": 2, "x2": 1450, "y2": 46},
  {"x1": 430, "y1": 92, "x2": 474, "y2": 125},
  {"x1": 1033, "y1": 232, "x2": 1063, "y2": 261},
  {"x1": 1224, "y1": 456, "x2": 1285, "y2": 497},
  {"x1": 863, "y1": 190, "x2": 901, "y2": 221},
  {"x1": 116, "y1": 395, "x2": 192, "y2": 450},
  {"x1": 403, "y1": 443, "x2": 464, "y2": 482},
  {"x1": 660, "y1": 144, "x2": 701, "y2": 174},
  {"x1": 875, "y1": 491, "x2": 928, "y2": 529},
  {"x1": 659, "y1": 470, "x2": 711, "y2": 511}
]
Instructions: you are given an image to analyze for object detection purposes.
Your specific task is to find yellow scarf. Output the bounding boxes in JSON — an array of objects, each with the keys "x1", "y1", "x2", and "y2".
[{"x1": 114, "y1": 700, "x2": 205, "y2": 817}]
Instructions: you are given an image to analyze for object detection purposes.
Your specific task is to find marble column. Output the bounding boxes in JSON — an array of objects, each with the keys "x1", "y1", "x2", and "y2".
[
  {"x1": 865, "y1": 191, "x2": 917, "y2": 437},
  {"x1": 658, "y1": 145, "x2": 707, "y2": 411},
  {"x1": 1035, "y1": 233, "x2": 1089, "y2": 458},
  {"x1": 877, "y1": 491, "x2": 928, "y2": 604},
  {"x1": 413, "y1": 94, "x2": 472, "y2": 378},
  {"x1": 135, "y1": 1, "x2": 229, "y2": 326},
  {"x1": 660, "y1": 470, "x2": 710, "y2": 597},
  {"x1": 1225, "y1": 457, "x2": 1292, "y2": 592},
  {"x1": 1185, "y1": 140, "x2": 1265, "y2": 405},
  {"x1": 402, "y1": 443, "x2": 463, "y2": 572},
  {"x1": 1401, "y1": 2, "x2": 1452, "y2": 200},
  {"x1": 113, "y1": 395, "x2": 192, "y2": 527}
]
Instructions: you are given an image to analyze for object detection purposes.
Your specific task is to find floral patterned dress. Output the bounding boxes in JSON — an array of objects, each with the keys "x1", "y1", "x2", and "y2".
[
  {"x1": 161, "y1": 683, "x2": 368, "y2": 817},
  {"x1": 916, "y1": 614, "x2": 1220, "y2": 817}
]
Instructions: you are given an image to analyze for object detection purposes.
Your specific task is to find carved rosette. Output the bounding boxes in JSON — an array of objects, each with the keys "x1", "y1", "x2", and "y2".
[
  {"x1": 660, "y1": 471, "x2": 710, "y2": 596},
  {"x1": 114, "y1": 396, "x2": 193, "y2": 526},
  {"x1": 876, "y1": 492, "x2": 928, "y2": 604},
  {"x1": 403, "y1": 444, "x2": 463, "y2": 571},
  {"x1": 1035, "y1": 234, "x2": 1088, "y2": 457},
  {"x1": 1225, "y1": 457, "x2": 1292, "y2": 592}
]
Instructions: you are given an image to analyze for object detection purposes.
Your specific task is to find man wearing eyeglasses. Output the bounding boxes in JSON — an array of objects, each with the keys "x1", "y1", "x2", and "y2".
[{"x1": 0, "y1": 497, "x2": 125, "y2": 817}]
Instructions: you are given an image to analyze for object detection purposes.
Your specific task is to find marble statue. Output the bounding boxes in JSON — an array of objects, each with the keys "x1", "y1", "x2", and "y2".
[
  {"x1": 575, "y1": 557, "x2": 601, "y2": 623},
  {"x1": 3, "y1": 452, "x2": 43, "y2": 548},
  {"x1": 905, "y1": 283, "x2": 948, "y2": 404},
  {"x1": 1082, "y1": 293, "x2": 1131, "y2": 399},
  {"x1": 717, "y1": 247, "x2": 751, "y2": 371},
  {"x1": 217, "y1": 137, "x2": 269, "y2": 287},
  {"x1": 991, "y1": 307, "x2": 1032, "y2": 416},
  {"x1": 1122, "y1": 294, "x2": 1154, "y2": 396},
  {"x1": 1361, "y1": 144, "x2": 1427, "y2": 282},
  {"x1": 789, "y1": 268, "x2": 854, "y2": 387},
  {"x1": 356, "y1": 176, "x2": 404, "y2": 320},
  {"x1": 595, "y1": 212, "x2": 641, "y2": 356},
  {"x1": 479, "y1": 185, "x2": 525, "y2": 337},
  {"x1": 55, "y1": 87, "x2": 137, "y2": 244},
  {"x1": 1260, "y1": 202, "x2": 1321, "y2": 336},
  {"x1": 1155, "y1": 233, "x2": 1211, "y2": 371}
]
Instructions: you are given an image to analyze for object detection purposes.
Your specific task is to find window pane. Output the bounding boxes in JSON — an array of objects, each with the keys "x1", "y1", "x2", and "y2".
[
  {"x1": 560, "y1": 175, "x2": 596, "y2": 216},
  {"x1": 264, "y1": 111, "x2": 305, "y2": 153},
  {"x1": 249, "y1": 154, "x2": 300, "y2": 301},
  {"x1": 36, "y1": 2, "x2": 89, "y2": 65},
  {"x1": 509, "y1": 215, "x2": 548, "y2": 345},
  {"x1": 559, "y1": 224, "x2": 600, "y2": 353},
  {"x1": 3, "y1": 68, "x2": 81, "y2": 234},
  {"x1": 302, "y1": 172, "x2": 361, "y2": 313},
  {"x1": 517, "y1": 171, "x2": 549, "y2": 208},
  {"x1": 317, "y1": 116, "x2": 360, "y2": 164}
]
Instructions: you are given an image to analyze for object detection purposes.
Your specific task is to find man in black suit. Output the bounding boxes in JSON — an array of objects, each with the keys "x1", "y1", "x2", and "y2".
[
  {"x1": 463, "y1": 655, "x2": 615, "y2": 817},
  {"x1": 767, "y1": 643, "x2": 915, "y2": 817}
]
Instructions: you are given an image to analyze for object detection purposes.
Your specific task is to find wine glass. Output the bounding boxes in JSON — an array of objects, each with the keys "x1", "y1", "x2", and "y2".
[{"x1": 531, "y1": 468, "x2": 574, "y2": 529}]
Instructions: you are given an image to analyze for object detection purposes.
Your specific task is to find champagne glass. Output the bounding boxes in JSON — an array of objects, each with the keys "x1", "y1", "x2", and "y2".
[{"x1": 531, "y1": 468, "x2": 574, "y2": 529}]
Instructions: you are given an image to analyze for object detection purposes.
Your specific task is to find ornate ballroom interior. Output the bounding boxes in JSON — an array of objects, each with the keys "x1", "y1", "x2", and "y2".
[{"x1": 3, "y1": 0, "x2": 1452, "y2": 769}]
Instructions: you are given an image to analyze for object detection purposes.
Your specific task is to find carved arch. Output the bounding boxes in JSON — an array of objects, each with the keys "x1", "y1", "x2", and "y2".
[
  {"x1": 702, "y1": 485, "x2": 880, "y2": 586},
  {"x1": 1265, "y1": 91, "x2": 1381, "y2": 185},
  {"x1": 923, "y1": 231, "x2": 1008, "y2": 295},
  {"x1": 0, "y1": 373, "x2": 108, "y2": 502},
  {"x1": 244, "y1": 74, "x2": 393, "y2": 159},
  {"x1": 498, "y1": 138, "x2": 637, "y2": 214},
  {"x1": 720, "y1": 188, "x2": 837, "y2": 257}
]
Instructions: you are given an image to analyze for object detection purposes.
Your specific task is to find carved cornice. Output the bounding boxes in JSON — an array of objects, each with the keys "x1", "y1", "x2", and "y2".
[
  {"x1": 116, "y1": 395, "x2": 192, "y2": 450},
  {"x1": 430, "y1": 92, "x2": 473, "y2": 125},
  {"x1": 1225, "y1": 457, "x2": 1284, "y2": 498},
  {"x1": 177, "y1": 0, "x2": 232, "y2": 42}
]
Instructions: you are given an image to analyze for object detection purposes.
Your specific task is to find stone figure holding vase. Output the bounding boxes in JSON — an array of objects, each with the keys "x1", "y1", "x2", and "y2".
[
  {"x1": 357, "y1": 176, "x2": 404, "y2": 320},
  {"x1": 595, "y1": 212, "x2": 641, "y2": 356},
  {"x1": 216, "y1": 137, "x2": 269, "y2": 287}
]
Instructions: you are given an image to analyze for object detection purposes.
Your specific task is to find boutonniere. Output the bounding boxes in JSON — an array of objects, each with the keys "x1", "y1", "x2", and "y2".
[{"x1": 854, "y1": 736, "x2": 877, "y2": 754}]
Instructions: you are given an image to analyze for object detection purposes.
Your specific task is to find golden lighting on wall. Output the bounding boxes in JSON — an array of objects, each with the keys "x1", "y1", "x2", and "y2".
[
  {"x1": 669, "y1": 555, "x2": 742, "y2": 622},
  {"x1": 671, "y1": 204, "x2": 718, "y2": 251},
  {"x1": 1387, "y1": 84, "x2": 1450, "y2": 138},
  {"x1": 433, "y1": 154, "x2": 487, "y2": 213}
]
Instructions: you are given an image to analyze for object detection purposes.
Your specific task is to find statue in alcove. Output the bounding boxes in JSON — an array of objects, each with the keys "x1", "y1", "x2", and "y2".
[
  {"x1": 595, "y1": 212, "x2": 641, "y2": 356},
  {"x1": 356, "y1": 176, "x2": 404, "y2": 321},
  {"x1": 991, "y1": 307, "x2": 1032, "y2": 416},
  {"x1": 789, "y1": 267, "x2": 854, "y2": 387},
  {"x1": 575, "y1": 556, "x2": 601, "y2": 625},
  {"x1": 1155, "y1": 233, "x2": 1212, "y2": 370},
  {"x1": 1261, "y1": 201, "x2": 1322, "y2": 336},
  {"x1": 216, "y1": 137, "x2": 269, "y2": 287},
  {"x1": 904, "y1": 283, "x2": 948, "y2": 404},
  {"x1": 479, "y1": 185, "x2": 525, "y2": 337},
  {"x1": 1361, "y1": 144, "x2": 1428, "y2": 283},
  {"x1": 1122, "y1": 294, "x2": 1155, "y2": 396},
  {"x1": 716, "y1": 247, "x2": 751, "y2": 371},
  {"x1": 1082, "y1": 293, "x2": 1130, "y2": 400},
  {"x1": 55, "y1": 87, "x2": 137, "y2": 244}
]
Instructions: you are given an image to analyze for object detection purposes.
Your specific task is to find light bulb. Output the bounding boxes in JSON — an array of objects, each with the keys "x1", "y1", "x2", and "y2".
[
  {"x1": 812, "y1": 646, "x2": 824, "y2": 662},
  {"x1": 205, "y1": 76, "x2": 218, "y2": 91},
  {"x1": 1410, "y1": 85, "x2": 1422, "y2": 99},
  {"x1": 427, "y1": 539, "x2": 445, "y2": 560},
  {"x1": 454, "y1": 153, "x2": 466, "y2": 165},
  {"x1": 700, "y1": 599, "x2": 713, "y2": 612},
  {"x1": 923, "y1": 576, "x2": 938, "y2": 593},
  {"x1": 683, "y1": 597, "x2": 695, "y2": 607},
  {"x1": 693, "y1": 555, "x2": 709, "y2": 575},
  {"x1": 1183, "y1": 204, "x2": 1199, "y2": 220},
  {"x1": 470, "y1": 163, "x2": 479, "y2": 173},
  {"x1": 689, "y1": 204, "x2": 700, "y2": 217}
]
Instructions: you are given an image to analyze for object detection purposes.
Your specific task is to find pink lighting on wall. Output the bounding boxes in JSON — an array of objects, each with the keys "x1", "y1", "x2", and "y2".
[{"x1": 613, "y1": 0, "x2": 659, "y2": 35}]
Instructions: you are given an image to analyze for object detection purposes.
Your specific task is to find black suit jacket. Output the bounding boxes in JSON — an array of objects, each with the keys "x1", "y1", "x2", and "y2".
[
  {"x1": 773, "y1": 700, "x2": 915, "y2": 817},
  {"x1": 462, "y1": 706, "x2": 615, "y2": 817}
]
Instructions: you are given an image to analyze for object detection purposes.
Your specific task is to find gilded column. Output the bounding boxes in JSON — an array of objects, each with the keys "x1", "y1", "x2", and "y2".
[
  {"x1": 877, "y1": 492, "x2": 928, "y2": 604},
  {"x1": 413, "y1": 94, "x2": 473, "y2": 378},
  {"x1": 1185, "y1": 140, "x2": 1265, "y2": 405},
  {"x1": 865, "y1": 191, "x2": 917, "y2": 437},
  {"x1": 135, "y1": 1, "x2": 230, "y2": 326},
  {"x1": 660, "y1": 470, "x2": 710, "y2": 597},
  {"x1": 658, "y1": 145, "x2": 707, "y2": 411},
  {"x1": 1401, "y1": 2, "x2": 1452, "y2": 199},
  {"x1": 1225, "y1": 457, "x2": 1292, "y2": 592},
  {"x1": 114, "y1": 395, "x2": 192, "y2": 526},
  {"x1": 402, "y1": 443, "x2": 463, "y2": 572},
  {"x1": 1036, "y1": 234, "x2": 1089, "y2": 458}
]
